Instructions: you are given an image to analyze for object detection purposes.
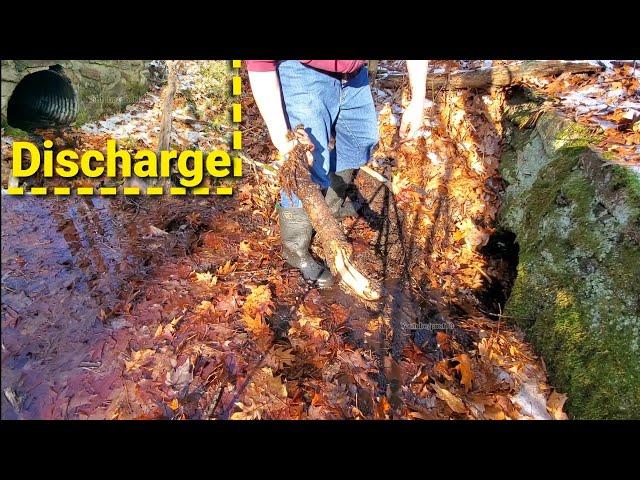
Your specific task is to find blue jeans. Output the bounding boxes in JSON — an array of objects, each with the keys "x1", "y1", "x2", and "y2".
[{"x1": 277, "y1": 61, "x2": 379, "y2": 208}]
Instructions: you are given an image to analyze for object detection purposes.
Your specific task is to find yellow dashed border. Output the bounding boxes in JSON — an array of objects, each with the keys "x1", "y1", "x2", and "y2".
[
  {"x1": 232, "y1": 103, "x2": 242, "y2": 122},
  {"x1": 146, "y1": 186, "x2": 164, "y2": 195},
  {"x1": 6, "y1": 186, "x2": 241, "y2": 196},
  {"x1": 216, "y1": 186, "x2": 233, "y2": 195},
  {"x1": 229, "y1": 58, "x2": 242, "y2": 197},
  {"x1": 232, "y1": 76, "x2": 242, "y2": 96},
  {"x1": 123, "y1": 187, "x2": 140, "y2": 195},
  {"x1": 233, "y1": 131, "x2": 242, "y2": 149},
  {"x1": 192, "y1": 187, "x2": 209, "y2": 195}
]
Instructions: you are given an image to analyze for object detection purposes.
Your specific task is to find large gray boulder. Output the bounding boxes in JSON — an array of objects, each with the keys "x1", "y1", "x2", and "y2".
[{"x1": 499, "y1": 99, "x2": 640, "y2": 418}]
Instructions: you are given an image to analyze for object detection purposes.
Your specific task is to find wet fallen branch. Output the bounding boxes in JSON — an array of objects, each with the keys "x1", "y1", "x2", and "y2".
[
  {"x1": 360, "y1": 165, "x2": 429, "y2": 197},
  {"x1": 280, "y1": 125, "x2": 380, "y2": 301}
]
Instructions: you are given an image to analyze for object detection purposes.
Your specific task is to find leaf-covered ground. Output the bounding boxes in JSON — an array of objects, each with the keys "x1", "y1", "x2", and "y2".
[
  {"x1": 1, "y1": 61, "x2": 571, "y2": 419},
  {"x1": 520, "y1": 60, "x2": 639, "y2": 162}
]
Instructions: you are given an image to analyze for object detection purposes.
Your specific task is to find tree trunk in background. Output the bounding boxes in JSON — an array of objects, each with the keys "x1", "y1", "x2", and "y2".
[
  {"x1": 368, "y1": 60, "x2": 379, "y2": 83},
  {"x1": 157, "y1": 61, "x2": 178, "y2": 188}
]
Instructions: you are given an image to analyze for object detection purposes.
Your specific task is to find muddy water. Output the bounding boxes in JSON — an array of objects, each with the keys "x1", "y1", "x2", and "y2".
[{"x1": 1, "y1": 195, "x2": 146, "y2": 419}]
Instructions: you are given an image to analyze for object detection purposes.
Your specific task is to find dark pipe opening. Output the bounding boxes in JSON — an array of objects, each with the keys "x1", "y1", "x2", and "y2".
[{"x1": 7, "y1": 65, "x2": 78, "y2": 131}]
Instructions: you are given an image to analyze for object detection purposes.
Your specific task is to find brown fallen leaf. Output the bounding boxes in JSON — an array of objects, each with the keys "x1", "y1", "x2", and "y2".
[
  {"x1": 242, "y1": 285, "x2": 274, "y2": 336},
  {"x1": 436, "y1": 332, "x2": 453, "y2": 355},
  {"x1": 195, "y1": 271, "x2": 217, "y2": 286},
  {"x1": 409, "y1": 409, "x2": 435, "y2": 420},
  {"x1": 163, "y1": 315, "x2": 183, "y2": 336},
  {"x1": 230, "y1": 399, "x2": 263, "y2": 420},
  {"x1": 154, "y1": 324, "x2": 163, "y2": 338},
  {"x1": 483, "y1": 404, "x2": 507, "y2": 420},
  {"x1": 217, "y1": 259, "x2": 236, "y2": 276},
  {"x1": 432, "y1": 382, "x2": 467, "y2": 414},
  {"x1": 243, "y1": 284, "x2": 274, "y2": 319},
  {"x1": 125, "y1": 348, "x2": 155, "y2": 372},
  {"x1": 254, "y1": 367, "x2": 288, "y2": 398},
  {"x1": 147, "y1": 225, "x2": 169, "y2": 237},
  {"x1": 265, "y1": 346, "x2": 296, "y2": 371},
  {"x1": 377, "y1": 395, "x2": 392, "y2": 419},
  {"x1": 455, "y1": 354, "x2": 474, "y2": 392},
  {"x1": 166, "y1": 358, "x2": 193, "y2": 390},
  {"x1": 496, "y1": 395, "x2": 519, "y2": 419},
  {"x1": 239, "y1": 240, "x2": 252, "y2": 253},
  {"x1": 547, "y1": 391, "x2": 569, "y2": 420},
  {"x1": 243, "y1": 314, "x2": 269, "y2": 336}
]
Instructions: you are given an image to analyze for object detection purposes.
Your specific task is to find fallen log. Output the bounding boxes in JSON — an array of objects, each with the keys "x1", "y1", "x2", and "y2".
[
  {"x1": 280, "y1": 125, "x2": 380, "y2": 301},
  {"x1": 378, "y1": 60, "x2": 603, "y2": 91}
]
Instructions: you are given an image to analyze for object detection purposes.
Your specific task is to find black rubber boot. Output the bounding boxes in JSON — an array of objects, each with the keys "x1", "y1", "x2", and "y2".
[
  {"x1": 325, "y1": 169, "x2": 359, "y2": 218},
  {"x1": 278, "y1": 207, "x2": 334, "y2": 288}
]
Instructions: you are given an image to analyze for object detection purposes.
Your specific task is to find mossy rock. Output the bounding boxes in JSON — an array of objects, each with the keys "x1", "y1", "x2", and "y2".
[{"x1": 499, "y1": 106, "x2": 640, "y2": 419}]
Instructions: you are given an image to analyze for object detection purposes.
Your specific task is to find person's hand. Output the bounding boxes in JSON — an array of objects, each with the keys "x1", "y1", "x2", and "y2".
[
  {"x1": 273, "y1": 135, "x2": 296, "y2": 158},
  {"x1": 399, "y1": 97, "x2": 425, "y2": 141},
  {"x1": 275, "y1": 128, "x2": 314, "y2": 166}
]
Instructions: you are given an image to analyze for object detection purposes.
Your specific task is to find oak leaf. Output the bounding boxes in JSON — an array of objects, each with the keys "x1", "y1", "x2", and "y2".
[
  {"x1": 215, "y1": 291, "x2": 239, "y2": 318},
  {"x1": 216, "y1": 260, "x2": 236, "y2": 276},
  {"x1": 265, "y1": 346, "x2": 296, "y2": 371},
  {"x1": 195, "y1": 271, "x2": 217, "y2": 286},
  {"x1": 483, "y1": 404, "x2": 507, "y2": 420},
  {"x1": 230, "y1": 399, "x2": 263, "y2": 420},
  {"x1": 125, "y1": 349, "x2": 155, "y2": 372},
  {"x1": 239, "y1": 240, "x2": 252, "y2": 253},
  {"x1": 166, "y1": 358, "x2": 193, "y2": 390},
  {"x1": 243, "y1": 284, "x2": 274, "y2": 319},
  {"x1": 455, "y1": 354, "x2": 474, "y2": 392},
  {"x1": 254, "y1": 367, "x2": 288, "y2": 398},
  {"x1": 242, "y1": 314, "x2": 269, "y2": 337}
]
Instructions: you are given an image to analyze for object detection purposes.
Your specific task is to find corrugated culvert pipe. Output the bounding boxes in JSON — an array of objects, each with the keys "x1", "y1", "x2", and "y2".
[{"x1": 7, "y1": 65, "x2": 78, "y2": 131}]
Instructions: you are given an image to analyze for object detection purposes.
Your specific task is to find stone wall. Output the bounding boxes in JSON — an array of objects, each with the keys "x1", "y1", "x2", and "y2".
[
  {"x1": 499, "y1": 100, "x2": 640, "y2": 419},
  {"x1": 1, "y1": 60, "x2": 151, "y2": 127}
]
